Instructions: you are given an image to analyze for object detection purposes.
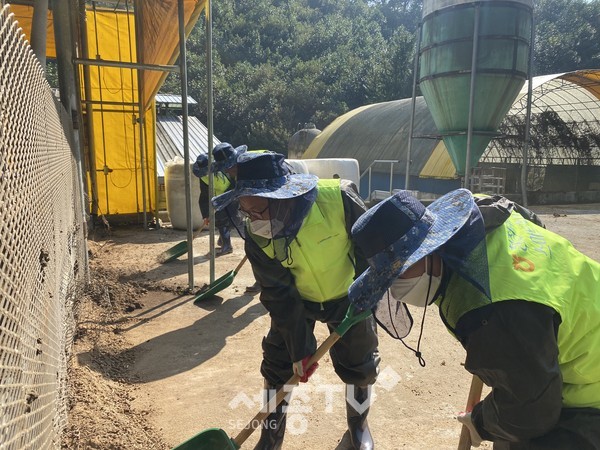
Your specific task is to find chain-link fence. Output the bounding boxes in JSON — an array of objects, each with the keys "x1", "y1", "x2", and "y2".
[{"x1": 0, "y1": 5, "x2": 87, "y2": 449}]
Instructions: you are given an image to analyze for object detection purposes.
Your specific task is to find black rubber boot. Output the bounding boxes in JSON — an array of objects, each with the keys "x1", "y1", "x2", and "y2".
[
  {"x1": 216, "y1": 226, "x2": 233, "y2": 256},
  {"x1": 346, "y1": 384, "x2": 374, "y2": 450},
  {"x1": 253, "y1": 382, "x2": 289, "y2": 450}
]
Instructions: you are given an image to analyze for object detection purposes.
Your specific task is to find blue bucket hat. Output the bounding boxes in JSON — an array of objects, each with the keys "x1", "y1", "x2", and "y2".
[
  {"x1": 348, "y1": 189, "x2": 475, "y2": 311},
  {"x1": 211, "y1": 142, "x2": 248, "y2": 173},
  {"x1": 192, "y1": 152, "x2": 209, "y2": 178},
  {"x1": 211, "y1": 152, "x2": 318, "y2": 211}
]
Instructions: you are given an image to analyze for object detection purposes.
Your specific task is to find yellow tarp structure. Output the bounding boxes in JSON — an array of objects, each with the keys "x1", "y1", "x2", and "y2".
[
  {"x1": 8, "y1": 5, "x2": 56, "y2": 57},
  {"x1": 137, "y1": 0, "x2": 207, "y2": 110},
  {"x1": 84, "y1": 9, "x2": 156, "y2": 216},
  {"x1": 10, "y1": 1, "x2": 206, "y2": 117},
  {"x1": 10, "y1": 2, "x2": 206, "y2": 216}
]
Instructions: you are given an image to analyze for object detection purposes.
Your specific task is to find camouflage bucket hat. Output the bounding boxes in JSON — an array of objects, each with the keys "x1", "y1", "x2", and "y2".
[
  {"x1": 348, "y1": 189, "x2": 475, "y2": 311},
  {"x1": 211, "y1": 142, "x2": 248, "y2": 173},
  {"x1": 211, "y1": 152, "x2": 318, "y2": 211},
  {"x1": 192, "y1": 152, "x2": 209, "y2": 178}
]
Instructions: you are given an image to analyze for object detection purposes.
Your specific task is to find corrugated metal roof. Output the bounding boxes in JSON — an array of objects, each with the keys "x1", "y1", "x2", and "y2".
[
  {"x1": 155, "y1": 94, "x2": 198, "y2": 106},
  {"x1": 155, "y1": 115, "x2": 220, "y2": 176},
  {"x1": 304, "y1": 97, "x2": 443, "y2": 177}
]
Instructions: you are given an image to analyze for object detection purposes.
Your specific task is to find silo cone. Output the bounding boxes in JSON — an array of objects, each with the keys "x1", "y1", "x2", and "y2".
[{"x1": 419, "y1": 0, "x2": 533, "y2": 175}]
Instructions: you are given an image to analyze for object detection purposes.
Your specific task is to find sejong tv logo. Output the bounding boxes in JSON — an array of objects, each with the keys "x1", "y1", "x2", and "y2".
[{"x1": 227, "y1": 366, "x2": 401, "y2": 435}]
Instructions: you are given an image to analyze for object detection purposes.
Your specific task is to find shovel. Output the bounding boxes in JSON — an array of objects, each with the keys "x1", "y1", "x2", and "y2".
[
  {"x1": 194, "y1": 256, "x2": 248, "y2": 302},
  {"x1": 158, "y1": 223, "x2": 206, "y2": 264},
  {"x1": 172, "y1": 304, "x2": 372, "y2": 450}
]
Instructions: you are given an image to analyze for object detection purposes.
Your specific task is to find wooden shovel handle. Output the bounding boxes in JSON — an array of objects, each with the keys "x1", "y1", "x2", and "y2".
[
  {"x1": 234, "y1": 255, "x2": 248, "y2": 274},
  {"x1": 232, "y1": 306, "x2": 370, "y2": 446},
  {"x1": 233, "y1": 331, "x2": 342, "y2": 446},
  {"x1": 458, "y1": 374, "x2": 484, "y2": 450}
]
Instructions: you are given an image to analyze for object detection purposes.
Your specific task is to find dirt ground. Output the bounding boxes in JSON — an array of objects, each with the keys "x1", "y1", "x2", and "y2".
[{"x1": 62, "y1": 203, "x2": 600, "y2": 450}]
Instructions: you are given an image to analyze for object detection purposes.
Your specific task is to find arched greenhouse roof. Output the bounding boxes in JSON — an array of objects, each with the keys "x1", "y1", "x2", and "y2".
[
  {"x1": 304, "y1": 69, "x2": 600, "y2": 177},
  {"x1": 302, "y1": 97, "x2": 456, "y2": 178},
  {"x1": 483, "y1": 69, "x2": 600, "y2": 166}
]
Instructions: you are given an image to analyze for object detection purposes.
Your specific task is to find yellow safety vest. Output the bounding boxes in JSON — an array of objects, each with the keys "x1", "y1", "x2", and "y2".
[
  {"x1": 253, "y1": 179, "x2": 356, "y2": 303},
  {"x1": 438, "y1": 209, "x2": 600, "y2": 408},
  {"x1": 201, "y1": 172, "x2": 231, "y2": 196}
]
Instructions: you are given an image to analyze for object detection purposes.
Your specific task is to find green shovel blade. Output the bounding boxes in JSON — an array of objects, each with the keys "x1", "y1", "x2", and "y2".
[
  {"x1": 194, "y1": 257, "x2": 248, "y2": 302},
  {"x1": 193, "y1": 271, "x2": 235, "y2": 302},
  {"x1": 172, "y1": 427, "x2": 238, "y2": 450},
  {"x1": 158, "y1": 241, "x2": 188, "y2": 264}
]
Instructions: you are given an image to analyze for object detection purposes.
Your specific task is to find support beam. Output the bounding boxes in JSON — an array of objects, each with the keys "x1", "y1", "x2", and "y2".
[
  {"x1": 30, "y1": 0, "x2": 48, "y2": 68},
  {"x1": 74, "y1": 58, "x2": 178, "y2": 72},
  {"x1": 178, "y1": 0, "x2": 195, "y2": 291},
  {"x1": 206, "y1": 0, "x2": 215, "y2": 284}
]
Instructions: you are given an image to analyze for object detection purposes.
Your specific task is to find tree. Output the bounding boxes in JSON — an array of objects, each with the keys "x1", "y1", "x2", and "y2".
[
  {"x1": 160, "y1": 0, "x2": 600, "y2": 154},
  {"x1": 534, "y1": 0, "x2": 600, "y2": 74}
]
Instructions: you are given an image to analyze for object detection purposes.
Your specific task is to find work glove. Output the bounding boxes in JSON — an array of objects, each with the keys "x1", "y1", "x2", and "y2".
[
  {"x1": 456, "y1": 412, "x2": 483, "y2": 447},
  {"x1": 292, "y1": 356, "x2": 319, "y2": 383}
]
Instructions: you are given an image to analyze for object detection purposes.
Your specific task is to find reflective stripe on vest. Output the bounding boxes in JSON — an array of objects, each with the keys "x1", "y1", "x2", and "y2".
[
  {"x1": 438, "y1": 210, "x2": 600, "y2": 408},
  {"x1": 257, "y1": 179, "x2": 355, "y2": 303}
]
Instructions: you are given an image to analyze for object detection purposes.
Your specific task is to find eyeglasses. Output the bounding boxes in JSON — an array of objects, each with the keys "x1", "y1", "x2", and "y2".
[{"x1": 239, "y1": 201, "x2": 270, "y2": 220}]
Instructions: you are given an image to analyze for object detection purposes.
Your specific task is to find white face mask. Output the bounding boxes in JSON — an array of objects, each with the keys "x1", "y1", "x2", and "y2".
[
  {"x1": 248, "y1": 219, "x2": 284, "y2": 239},
  {"x1": 389, "y1": 257, "x2": 443, "y2": 307}
]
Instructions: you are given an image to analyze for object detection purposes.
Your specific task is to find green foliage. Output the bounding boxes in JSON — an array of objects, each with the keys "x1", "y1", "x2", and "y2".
[
  {"x1": 533, "y1": 0, "x2": 600, "y2": 74},
  {"x1": 160, "y1": 0, "x2": 600, "y2": 154},
  {"x1": 45, "y1": 60, "x2": 59, "y2": 88}
]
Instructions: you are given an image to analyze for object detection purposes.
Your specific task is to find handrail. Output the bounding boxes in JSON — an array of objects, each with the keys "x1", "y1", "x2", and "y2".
[
  {"x1": 359, "y1": 159, "x2": 399, "y2": 178},
  {"x1": 359, "y1": 159, "x2": 399, "y2": 202}
]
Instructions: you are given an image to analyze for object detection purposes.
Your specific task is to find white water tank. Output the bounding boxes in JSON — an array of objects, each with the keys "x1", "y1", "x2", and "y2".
[
  {"x1": 287, "y1": 158, "x2": 361, "y2": 193},
  {"x1": 164, "y1": 156, "x2": 203, "y2": 230}
]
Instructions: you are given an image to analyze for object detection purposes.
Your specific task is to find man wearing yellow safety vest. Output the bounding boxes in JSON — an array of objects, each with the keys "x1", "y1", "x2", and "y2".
[
  {"x1": 348, "y1": 189, "x2": 600, "y2": 449},
  {"x1": 193, "y1": 143, "x2": 247, "y2": 256},
  {"x1": 212, "y1": 152, "x2": 380, "y2": 450}
]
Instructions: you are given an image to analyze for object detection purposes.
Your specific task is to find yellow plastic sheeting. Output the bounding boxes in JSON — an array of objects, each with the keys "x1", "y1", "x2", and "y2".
[
  {"x1": 419, "y1": 140, "x2": 457, "y2": 179},
  {"x1": 138, "y1": 0, "x2": 207, "y2": 110},
  {"x1": 86, "y1": 104, "x2": 157, "y2": 216},
  {"x1": 11, "y1": 2, "x2": 208, "y2": 216},
  {"x1": 9, "y1": 2, "x2": 206, "y2": 110},
  {"x1": 85, "y1": 9, "x2": 156, "y2": 216},
  {"x1": 562, "y1": 70, "x2": 600, "y2": 101},
  {"x1": 8, "y1": 5, "x2": 56, "y2": 58}
]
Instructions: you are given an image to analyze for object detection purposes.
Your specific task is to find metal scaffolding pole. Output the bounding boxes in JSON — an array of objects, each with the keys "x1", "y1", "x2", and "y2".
[
  {"x1": 206, "y1": 0, "x2": 215, "y2": 283},
  {"x1": 464, "y1": 4, "x2": 481, "y2": 190},
  {"x1": 521, "y1": 15, "x2": 536, "y2": 207},
  {"x1": 405, "y1": 24, "x2": 422, "y2": 191},
  {"x1": 134, "y1": 1, "x2": 148, "y2": 230},
  {"x1": 77, "y1": 2, "x2": 99, "y2": 219},
  {"x1": 53, "y1": 0, "x2": 90, "y2": 277},
  {"x1": 178, "y1": 0, "x2": 195, "y2": 291},
  {"x1": 74, "y1": 58, "x2": 178, "y2": 72},
  {"x1": 30, "y1": 0, "x2": 47, "y2": 69}
]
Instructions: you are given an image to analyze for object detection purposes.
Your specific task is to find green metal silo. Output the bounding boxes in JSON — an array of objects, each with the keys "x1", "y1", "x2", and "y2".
[{"x1": 419, "y1": 0, "x2": 533, "y2": 176}]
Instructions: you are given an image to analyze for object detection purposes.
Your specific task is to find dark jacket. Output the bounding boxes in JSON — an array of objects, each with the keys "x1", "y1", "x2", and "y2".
[
  {"x1": 455, "y1": 197, "x2": 564, "y2": 443},
  {"x1": 198, "y1": 176, "x2": 238, "y2": 229},
  {"x1": 244, "y1": 180, "x2": 368, "y2": 361}
]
